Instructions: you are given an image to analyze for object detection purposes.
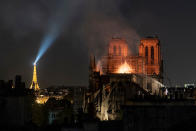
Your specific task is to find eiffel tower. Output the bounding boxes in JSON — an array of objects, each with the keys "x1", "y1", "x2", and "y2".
[{"x1": 30, "y1": 64, "x2": 40, "y2": 91}]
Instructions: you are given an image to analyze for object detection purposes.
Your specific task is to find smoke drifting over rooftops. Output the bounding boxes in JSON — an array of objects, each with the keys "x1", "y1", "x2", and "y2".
[
  {"x1": 79, "y1": 0, "x2": 140, "y2": 57},
  {"x1": 0, "y1": 0, "x2": 143, "y2": 87},
  {"x1": 3, "y1": 0, "x2": 195, "y2": 87}
]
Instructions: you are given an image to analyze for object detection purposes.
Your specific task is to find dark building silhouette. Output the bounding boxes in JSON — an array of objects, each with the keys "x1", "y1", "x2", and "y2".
[
  {"x1": 84, "y1": 36, "x2": 196, "y2": 131},
  {"x1": 0, "y1": 75, "x2": 33, "y2": 130}
]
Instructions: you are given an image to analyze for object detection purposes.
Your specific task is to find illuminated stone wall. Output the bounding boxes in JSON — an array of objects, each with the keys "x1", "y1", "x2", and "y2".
[
  {"x1": 100, "y1": 37, "x2": 162, "y2": 78},
  {"x1": 139, "y1": 37, "x2": 162, "y2": 75},
  {"x1": 87, "y1": 37, "x2": 164, "y2": 121}
]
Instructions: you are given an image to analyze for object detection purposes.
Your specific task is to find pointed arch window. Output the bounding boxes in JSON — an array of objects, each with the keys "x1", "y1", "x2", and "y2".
[
  {"x1": 151, "y1": 46, "x2": 154, "y2": 64},
  {"x1": 145, "y1": 47, "x2": 148, "y2": 57},
  {"x1": 119, "y1": 46, "x2": 121, "y2": 55},
  {"x1": 145, "y1": 47, "x2": 148, "y2": 64},
  {"x1": 113, "y1": 45, "x2": 116, "y2": 55}
]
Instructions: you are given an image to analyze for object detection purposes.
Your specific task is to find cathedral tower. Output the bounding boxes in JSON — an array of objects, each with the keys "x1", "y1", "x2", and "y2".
[
  {"x1": 108, "y1": 38, "x2": 128, "y2": 57},
  {"x1": 30, "y1": 64, "x2": 40, "y2": 91},
  {"x1": 139, "y1": 37, "x2": 162, "y2": 76}
]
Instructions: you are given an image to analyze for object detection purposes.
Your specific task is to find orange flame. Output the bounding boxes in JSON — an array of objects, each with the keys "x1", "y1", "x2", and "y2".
[{"x1": 117, "y1": 61, "x2": 132, "y2": 74}]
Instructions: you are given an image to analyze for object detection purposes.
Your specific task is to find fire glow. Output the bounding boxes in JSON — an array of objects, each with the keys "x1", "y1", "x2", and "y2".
[{"x1": 117, "y1": 61, "x2": 132, "y2": 74}]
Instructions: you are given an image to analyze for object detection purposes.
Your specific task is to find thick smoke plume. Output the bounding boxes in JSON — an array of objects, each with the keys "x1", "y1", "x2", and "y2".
[
  {"x1": 1, "y1": 0, "x2": 195, "y2": 87},
  {"x1": 0, "y1": 0, "x2": 141, "y2": 87},
  {"x1": 79, "y1": 0, "x2": 140, "y2": 58},
  {"x1": 0, "y1": 0, "x2": 140, "y2": 59}
]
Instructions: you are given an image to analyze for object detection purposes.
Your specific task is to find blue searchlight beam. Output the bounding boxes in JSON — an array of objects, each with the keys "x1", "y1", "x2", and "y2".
[
  {"x1": 34, "y1": 6, "x2": 65, "y2": 65},
  {"x1": 33, "y1": 1, "x2": 82, "y2": 65},
  {"x1": 34, "y1": 1, "x2": 69, "y2": 65},
  {"x1": 34, "y1": 26, "x2": 59, "y2": 65}
]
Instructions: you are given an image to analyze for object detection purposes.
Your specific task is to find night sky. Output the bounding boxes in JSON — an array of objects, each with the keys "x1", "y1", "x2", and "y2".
[{"x1": 0, "y1": 0, "x2": 196, "y2": 88}]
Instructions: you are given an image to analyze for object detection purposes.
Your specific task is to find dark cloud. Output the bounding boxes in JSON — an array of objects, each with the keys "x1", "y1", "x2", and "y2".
[
  {"x1": 0, "y1": 0, "x2": 196, "y2": 87},
  {"x1": 78, "y1": 0, "x2": 140, "y2": 57}
]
